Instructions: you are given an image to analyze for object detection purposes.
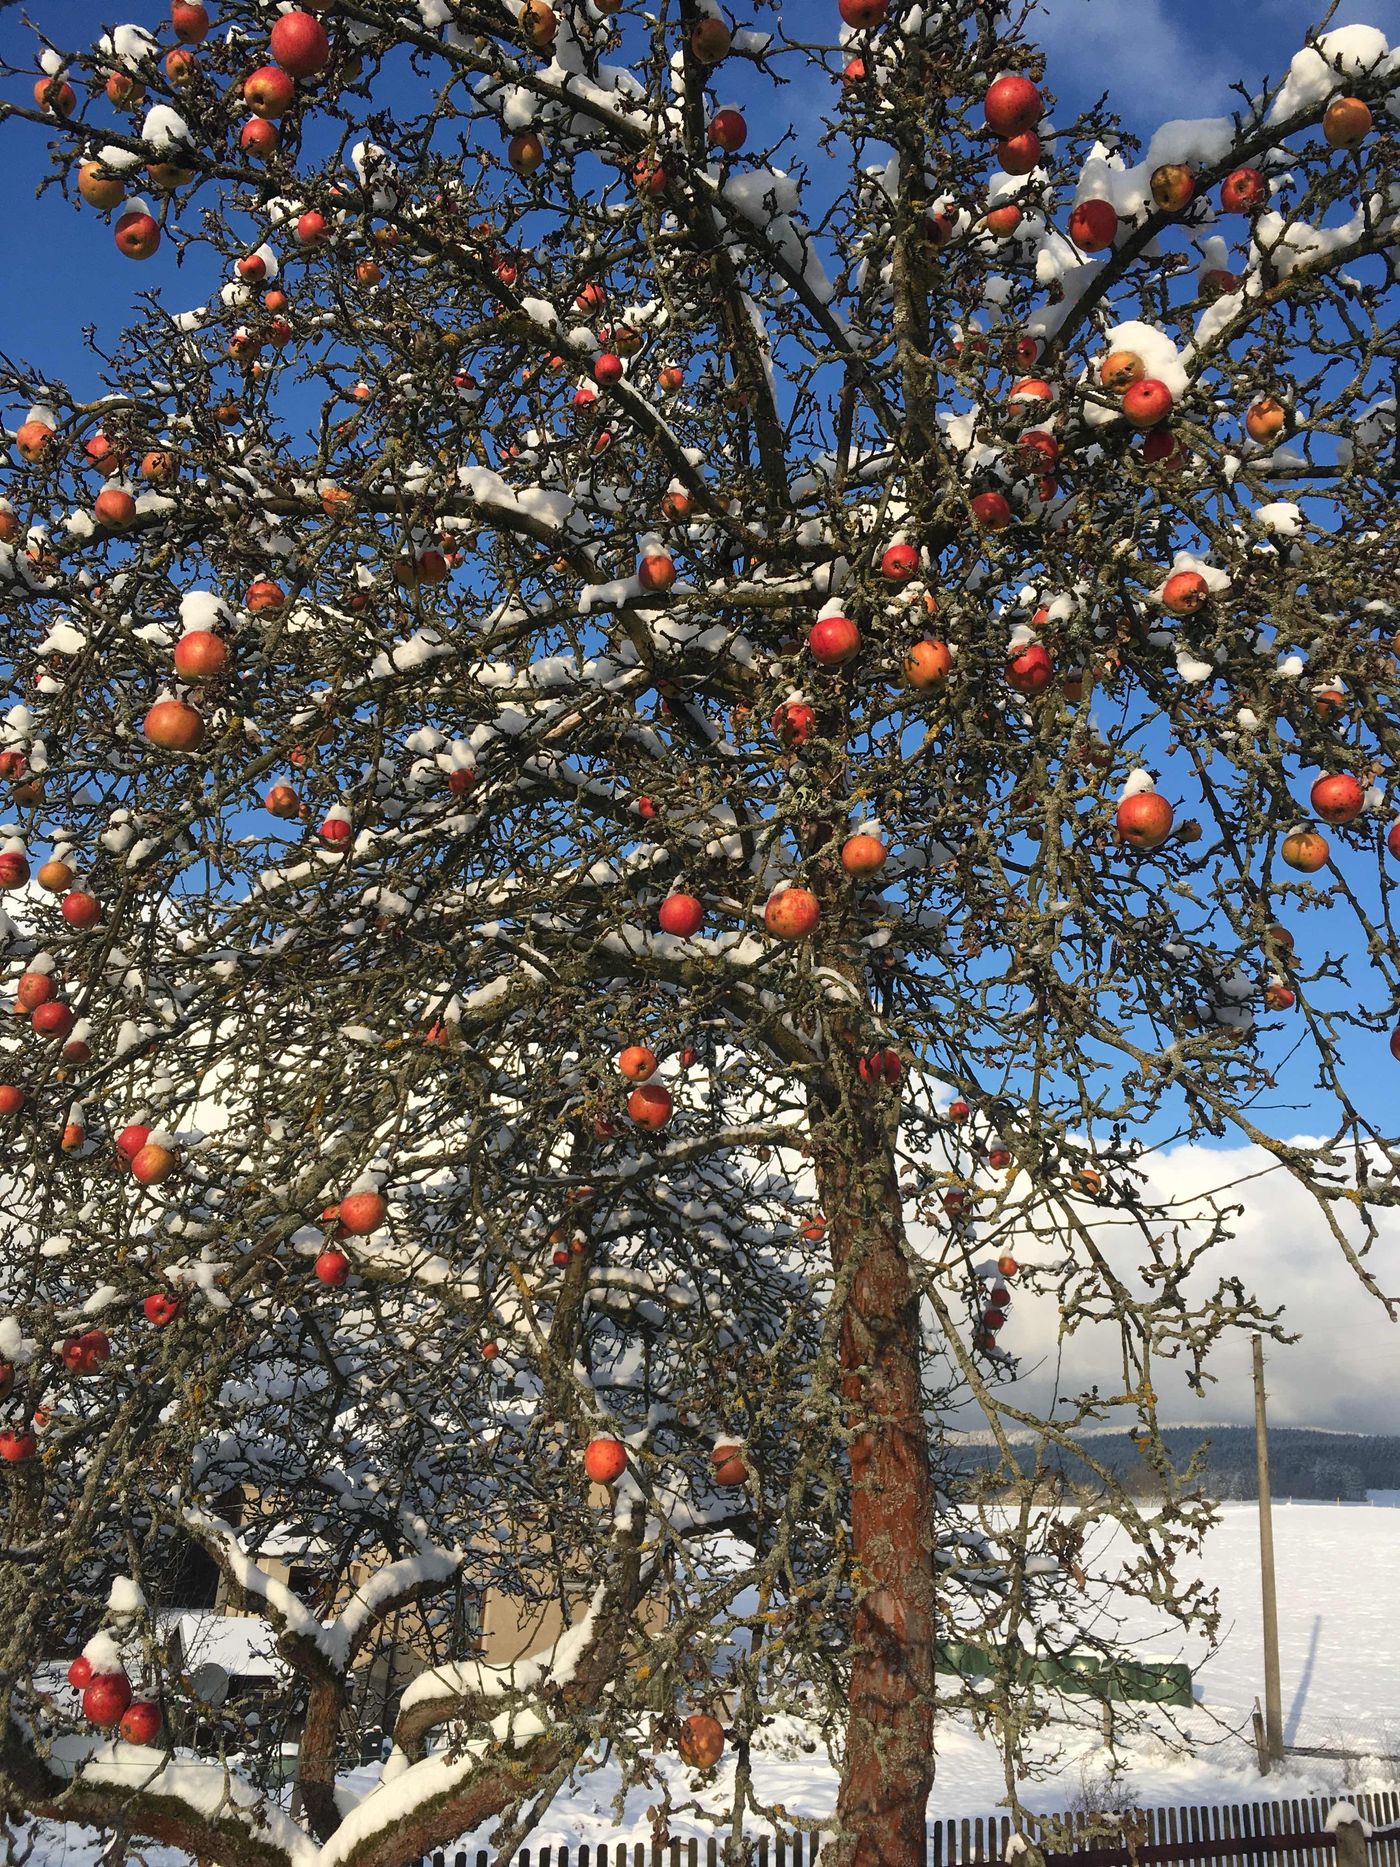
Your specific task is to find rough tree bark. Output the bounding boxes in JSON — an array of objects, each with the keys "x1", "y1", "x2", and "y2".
[{"x1": 815, "y1": 1080, "x2": 938, "y2": 1867}]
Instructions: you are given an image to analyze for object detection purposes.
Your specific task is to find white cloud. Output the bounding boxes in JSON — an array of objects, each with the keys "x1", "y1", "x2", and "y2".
[{"x1": 966, "y1": 1138, "x2": 1400, "y2": 1438}]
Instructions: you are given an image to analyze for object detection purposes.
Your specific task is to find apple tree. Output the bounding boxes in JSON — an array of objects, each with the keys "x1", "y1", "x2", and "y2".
[{"x1": 1, "y1": 2, "x2": 1398, "y2": 1865}]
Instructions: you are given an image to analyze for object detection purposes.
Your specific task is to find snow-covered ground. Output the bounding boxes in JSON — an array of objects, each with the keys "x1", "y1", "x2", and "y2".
[
  {"x1": 452, "y1": 1500, "x2": 1400, "y2": 1845},
  {"x1": 23, "y1": 1503, "x2": 1400, "y2": 1860}
]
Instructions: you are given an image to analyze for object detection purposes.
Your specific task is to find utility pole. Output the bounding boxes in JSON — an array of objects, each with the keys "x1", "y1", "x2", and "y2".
[{"x1": 1253, "y1": 1335, "x2": 1285, "y2": 1766}]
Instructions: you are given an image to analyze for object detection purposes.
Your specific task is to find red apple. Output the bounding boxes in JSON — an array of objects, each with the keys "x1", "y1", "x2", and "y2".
[
  {"x1": 338, "y1": 1190, "x2": 387, "y2": 1234},
  {"x1": 33, "y1": 75, "x2": 76, "y2": 117},
  {"x1": 174, "y1": 631, "x2": 229, "y2": 678},
  {"x1": 519, "y1": 0, "x2": 557, "y2": 49},
  {"x1": 1006, "y1": 642, "x2": 1053, "y2": 695},
  {"x1": 841, "y1": 833, "x2": 887, "y2": 876},
  {"x1": 0, "y1": 1085, "x2": 25, "y2": 1116},
  {"x1": 61, "y1": 1329, "x2": 111, "y2": 1376},
  {"x1": 16, "y1": 971, "x2": 56, "y2": 1012},
  {"x1": 82, "y1": 1674, "x2": 133, "y2": 1727},
  {"x1": 1386, "y1": 822, "x2": 1400, "y2": 863},
  {"x1": 633, "y1": 157, "x2": 668, "y2": 198},
  {"x1": 618, "y1": 1045, "x2": 658, "y2": 1081},
  {"x1": 1323, "y1": 96, "x2": 1371, "y2": 149},
  {"x1": 1220, "y1": 166, "x2": 1265, "y2": 213},
  {"x1": 131, "y1": 1141, "x2": 179, "y2": 1185},
  {"x1": 838, "y1": 0, "x2": 887, "y2": 24},
  {"x1": 709, "y1": 1444, "x2": 747, "y2": 1486},
  {"x1": 79, "y1": 163, "x2": 126, "y2": 210},
  {"x1": 1150, "y1": 163, "x2": 1195, "y2": 211},
  {"x1": 691, "y1": 18, "x2": 732, "y2": 61},
  {"x1": 678, "y1": 1711, "x2": 726, "y2": 1768},
  {"x1": 583, "y1": 1435, "x2": 627, "y2": 1482},
  {"x1": 881, "y1": 542, "x2": 919, "y2": 582},
  {"x1": 240, "y1": 117, "x2": 280, "y2": 157},
  {"x1": 314, "y1": 1249, "x2": 349, "y2": 1286},
  {"x1": 984, "y1": 74, "x2": 1041, "y2": 136},
  {"x1": 246, "y1": 578, "x2": 286, "y2": 613},
  {"x1": 143, "y1": 1292, "x2": 181, "y2": 1326},
  {"x1": 15, "y1": 419, "x2": 54, "y2": 463},
  {"x1": 94, "y1": 488, "x2": 137, "y2": 530},
  {"x1": 1141, "y1": 428, "x2": 1184, "y2": 470},
  {"x1": 84, "y1": 432, "x2": 124, "y2": 477},
  {"x1": 1160, "y1": 570, "x2": 1209, "y2": 616},
  {"x1": 243, "y1": 65, "x2": 296, "y2": 118},
  {"x1": 171, "y1": 1, "x2": 210, "y2": 42},
  {"x1": 1121, "y1": 378, "x2": 1174, "y2": 429},
  {"x1": 996, "y1": 132, "x2": 1041, "y2": 175},
  {"x1": 116, "y1": 1123, "x2": 152, "y2": 1165},
  {"x1": 627, "y1": 1082, "x2": 673, "y2": 1129},
  {"x1": 1115, "y1": 792, "x2": 1174, "y2": 850},
  {"x1": 1068, "y1": 198, "x2": 1117, "y2": 252},
  {"x1": 0, "y1": 1427, "x2": 37, "y2": 1462},
  {"x1": 904, "y1": 639, "x2": 951, "y2": 688},
  {"x1": 61, "y1": 891, "x2": 102, "y2": 929},
  {"x1": 857, "y1": 1047, "x2": 901, "y2": 1086},
  {"x1": 638, "y1": 551, "x2": 676, "y2": 592},
  {"x1": 0, "y1": 852, "x2": 28, "y2": 888},
  {"x1": 708, "y1": 109, "x2": 747, "y2": 153},
  {"x1": 971, "y1": 490, "x2": 1012, "y2": 529},
  {"x1": 143, "y1": 700, "x2": 204, "y2": 751},
  {"x1": 114, "y1": 213, "x2": 161, "y2": 260},
  {"x1": 270, "y1": 10, "x2": 330, "y2": 77},
  {"x1": 809, "y1": 615, "x2": 861, "y2": 666},
  {"x1": 119, "y1": 1701, "x2": 162, "y2": 1745},
  {"x1": 764, "y1": 888, "x2": 820, "y2": 938},
  {"x1": 1309, "y1": 773, "x2": 1363, "y2": 825},
  {"x1": 68, "y1": 1655, "x2": 94, "y2": 1688},
  {"x1": 1245, "y1": 397, "x2": 1289, "y2": 444},
  {"x1": 770, "y1": 701, "x2": 817, "y2": 748},
  {"x1": 1200, "y1": 268, "x2": 1240, "y2": 301},
  {"x1": 658, "y1": 892, "x2": 704, "y2": 937},
  {"x1": 593, "y1": 352, "x2": 624, "y2": 386},
  {"x1": 31, "y1": 1001, "x2": 75, "y2": 1041}
]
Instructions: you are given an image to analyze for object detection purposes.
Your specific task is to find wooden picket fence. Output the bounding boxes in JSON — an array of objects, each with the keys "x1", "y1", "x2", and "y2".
[
  {"x1": 417, "y1": 1790, "x2": 1400, "y2": 1867},
  {"x1": 929, "y1": 1790, "x2": 1400, "y2": 1867}
]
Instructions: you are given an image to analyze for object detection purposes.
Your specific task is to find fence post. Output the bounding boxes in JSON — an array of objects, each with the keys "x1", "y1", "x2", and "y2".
[
  {"x1": 1334, "y1": 1813, "x2": 1367, "y2": 1867},
  {"x1": 1253, "y1": 1700, "x2": 1271, "y2": 1777}
]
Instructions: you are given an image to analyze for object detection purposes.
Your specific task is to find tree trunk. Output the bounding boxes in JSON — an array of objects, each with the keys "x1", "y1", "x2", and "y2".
[{"x1": 813, "y1": 1091, "x2": 937, "y2": 1867}]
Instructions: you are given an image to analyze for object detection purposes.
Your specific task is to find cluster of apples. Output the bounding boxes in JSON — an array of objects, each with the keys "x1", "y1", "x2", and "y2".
[
  {"x1": 583, "y1": 1432, "x2": 747, "y2": 1493},
  {"x1": 313, "y1": 1189, "x2": 388, "y2": 1286},
  {"x1": 67, "y1": 6, "x2": 335, "y2": 261},
  {"x1": 67, "y1": 1652, "x2": 160, "y2": 1743},
  {"x1": 617, "y1": 1042, "x2": 673, "y2": 1132}
]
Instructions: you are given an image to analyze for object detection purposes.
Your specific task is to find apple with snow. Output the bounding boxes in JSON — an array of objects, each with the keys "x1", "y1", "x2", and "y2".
[
  {"x1": 808, "y1": 614, "x2": 861, "y2": 666},
  {"x1": 0, "y1": 3, "x2": 1396, "y2": 1863},
  {"x1": 1116, "y1": 793, "x2": 1174, "y2": 851}
]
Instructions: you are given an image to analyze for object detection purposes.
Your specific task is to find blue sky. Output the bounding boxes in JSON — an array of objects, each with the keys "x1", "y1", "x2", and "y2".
[
  {"x1": 3, "y1": 0, "x2": 1399, "y2": 1432},
  {"x1": 3, "y1": 0, "x2": 1399, "y2": 376}
]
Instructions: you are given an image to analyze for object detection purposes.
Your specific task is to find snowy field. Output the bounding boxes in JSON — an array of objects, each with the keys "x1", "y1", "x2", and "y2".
[
  {"x1": 24, "y1": 1501, "x2": 1400, "y2": 1860},
  {"x1": 454, "y1": 1499, "x2": 1400, "y2": 1846}
]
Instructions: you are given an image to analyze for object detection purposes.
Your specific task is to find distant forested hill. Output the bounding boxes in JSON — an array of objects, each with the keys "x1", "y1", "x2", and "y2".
[{"x1": 957, "y1": 1427, "x2": 1400, "y2": 1502}]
